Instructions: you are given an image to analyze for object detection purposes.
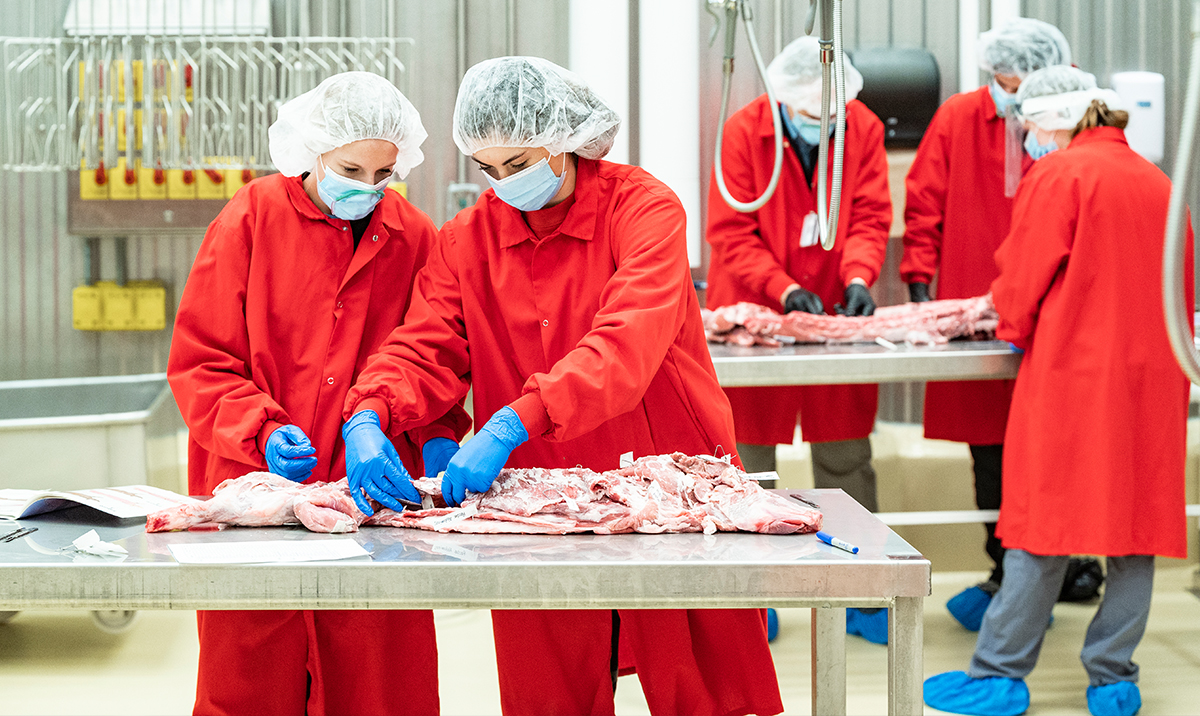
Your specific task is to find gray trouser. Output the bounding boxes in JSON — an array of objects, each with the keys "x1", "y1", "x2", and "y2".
[
  {"x1": 969, "y1": 549, "x2": 1154, "y2": 686},
  {"x1": 736, "y1": 438, "x2": 877, "y2": 512}
]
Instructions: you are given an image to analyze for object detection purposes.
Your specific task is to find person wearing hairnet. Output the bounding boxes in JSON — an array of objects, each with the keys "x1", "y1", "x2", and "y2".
[
  {"x1": 924, "y1": 66, "x2": 1192, "y2": 716},
  {"x1": 704, "y1": 35, "x2": 891, "y2": 644},
  {"x1": 342, "y1": 56, "x2": 783, "y2": 716},
  {"x1": 900, "y1": 18, "x2": 1072, "y2": 631},
  {"x1": 168, "y1": 71, "x2": 469, "y2": 715}
]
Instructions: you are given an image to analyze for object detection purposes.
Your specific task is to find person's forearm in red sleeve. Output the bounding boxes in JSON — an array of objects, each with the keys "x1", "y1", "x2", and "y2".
[
  {"x1": 840, "y1": 118, "x2": 893, "y2": 288},
  {"x1": 343, "y1": 233, "x2": 472, "y2": 435},
  {"x1": 900, "y1": 110, "x2": 952, "y2": 285},
  {"x1": 167, "y1": 218, "x2": 290, "y2": 467},
  {"x1": 704, "y1": 122, "x2": 796, "y2": 308},
  {"x1": 991, "y1": 167, "x2": 1075, "y2": 350}
]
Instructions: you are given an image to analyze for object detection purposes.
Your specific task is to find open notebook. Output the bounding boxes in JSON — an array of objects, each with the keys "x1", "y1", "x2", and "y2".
[{"x1": 0, "y1": 485, "x2": 196, "y2": 521}]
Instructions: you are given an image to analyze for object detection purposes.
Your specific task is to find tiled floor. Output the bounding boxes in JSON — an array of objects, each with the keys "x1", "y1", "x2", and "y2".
[{"x1": 2, "y1": 568, "x2": 1198, "y2": 715}]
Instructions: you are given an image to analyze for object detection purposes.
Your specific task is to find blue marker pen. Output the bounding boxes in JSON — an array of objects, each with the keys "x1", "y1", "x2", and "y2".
[{"x1": 816, "y1": 531, "x2": 859, "y2": 554}]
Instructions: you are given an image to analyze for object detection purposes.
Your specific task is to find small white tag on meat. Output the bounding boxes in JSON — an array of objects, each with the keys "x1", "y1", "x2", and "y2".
[
  {"x1": 620, "y1": 451, "x2": 634, "y2": 468},
  {"x1": 428, "y1": 503, "x2": 479, "y2": 530}
]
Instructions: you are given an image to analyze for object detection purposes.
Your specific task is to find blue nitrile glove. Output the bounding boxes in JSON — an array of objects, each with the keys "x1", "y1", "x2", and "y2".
[
  {"x1": 442, "y1": 406, "x2": 529, "y2": 506},
  {"x1": 422, "y1": 437, "x2": 460, "y2": 478},
  {"x1": 265, "y1": 424, "x2": 318, "y2": 482},
  {"x1": 342, "y1": 410, "x2": 420, "y2": 516},
  {"x1": 1008, "y1": 343, "x2": 1025, "y2": 354}
]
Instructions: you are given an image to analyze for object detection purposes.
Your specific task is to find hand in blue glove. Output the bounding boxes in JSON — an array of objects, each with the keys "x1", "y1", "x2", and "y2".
[
  {"x1": 422, "y1": 437, "x2": 460, "y2": 478},
  {"x1": 1008, "y1": 342, "x2": 1025, "y2": 355},
  {"x1": 342, "y1": 410, "x2": 420, "y2": 516},
  {"x1": 442, "y1": 406, "x2": 529, "y2": 507},
  {"x1": 265, "y1": 424, "x2": 318, "y2": 482}
]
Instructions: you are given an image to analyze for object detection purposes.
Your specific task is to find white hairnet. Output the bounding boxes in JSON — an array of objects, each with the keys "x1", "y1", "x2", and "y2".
[
  {"x1": 766, "y1": 36, "x2": 863, "y2": 117},
  {"x1": 452, "y1": 56, "x2": 621, "y2": 159},
  {"x1": 1017, "y1": 66, "x2": 1124, "y2": 131},
  {"x1": 978, "y1": 18, "x2": 1071, "y2": 79},
  {"x1": 268, "y1": 71, "x2": 427, "y2": 179}
]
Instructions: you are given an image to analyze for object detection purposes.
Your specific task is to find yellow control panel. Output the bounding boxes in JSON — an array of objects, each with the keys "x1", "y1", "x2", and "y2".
[{"x1": 72, "y1": 280, "x2": 167, "y2": 331}]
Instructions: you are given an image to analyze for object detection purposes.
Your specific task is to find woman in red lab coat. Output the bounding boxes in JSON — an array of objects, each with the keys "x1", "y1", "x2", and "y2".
[
  {"x1": 901, "y1": 18, "x2": 1070, "y2": 628},
  {"x1": 924, "y1": 66, "x2": 1191, "y2": 716},
  {"x1": 342, "y1": 57, "x2": 783, "y2": 716},
  {"x1": 169, "y1": 72, "x2": 467, "y2": 716}
]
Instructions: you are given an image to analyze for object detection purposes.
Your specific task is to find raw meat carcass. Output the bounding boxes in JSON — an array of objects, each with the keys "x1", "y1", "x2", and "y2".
[
  {"x1": 702, "y1": 294, "x2": 999, "y2": 346},
  {"x1": 144, "y1": 472, "x2": 365, "y2": 534},
  {"x1": 146, "y1": 454, "x2": 822, "y2": 537}
]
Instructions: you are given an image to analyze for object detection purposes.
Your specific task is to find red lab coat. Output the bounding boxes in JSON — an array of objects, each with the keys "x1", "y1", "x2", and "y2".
[
  {"x1": 992, "y1": 127, "x2": 1192, "y2": 558},
  {"x1": 169, "y1": 173, "x2": 468, "y2": 716},
  {"x1": 346, "y1": 157, "x2": 783, "y2": 716},
  {"x1": 706, "y1": 95, "x2": 891, "y2": 445},
  {"x1": 901, "y1": 86, "x2": 1030, "y2": 444}
]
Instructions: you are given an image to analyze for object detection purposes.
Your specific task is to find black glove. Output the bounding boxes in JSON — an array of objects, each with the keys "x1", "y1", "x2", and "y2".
[
  {"x1": 837, "y1": 283, "x2": 876, "y2": 316},
  {"x1": 783, "y1": 287, "x2": 824, "y2": 315},
  {"x1": 908, "y1": 282, "x2": 932, "y2": 303}
]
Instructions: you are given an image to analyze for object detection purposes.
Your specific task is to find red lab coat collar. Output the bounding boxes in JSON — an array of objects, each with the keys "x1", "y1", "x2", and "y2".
[
  {"x1": 753, "y1": 95, "x2": 875, "y2": 138},
  {"x1": 1065, "y1": 126, "x2": 1129, "y2": 151},
  {"x1": 495, "y1": 156, "x2": 600, "y2": 248}
]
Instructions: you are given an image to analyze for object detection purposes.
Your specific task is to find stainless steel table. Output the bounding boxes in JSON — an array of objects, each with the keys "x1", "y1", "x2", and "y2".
[
  {"x1": 0, "y1": 489, "x2": 930, "y2": 716},
  {"x1": 710, "y1": 339, "x2": 1021, "y2": 386}
]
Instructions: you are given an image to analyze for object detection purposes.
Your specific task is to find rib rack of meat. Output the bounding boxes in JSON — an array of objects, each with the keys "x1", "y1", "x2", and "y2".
[
  {"x1": 702, "y1": 294, "x2": 999, "y2": 347},
  {"x1": 146, "y1": 453, "x2": 822, "y2": 536}
]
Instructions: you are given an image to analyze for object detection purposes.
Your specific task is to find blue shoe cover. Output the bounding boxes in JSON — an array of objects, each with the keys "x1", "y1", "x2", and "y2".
[
  {"x1": 923, "y1": 671, "x2": 1029, "y2": 716},
  {"x1": 846, "y1": 607, "x2": 888, "y2": 645},
  {"x1": 947, "y1": 585, "x2": 993, "y2": 632},
  {"x1": 766, "y1": 608, "x2": 779, "y2": 642},
  {"x1": 1087, "y1": 682, "x2": 1141, "y2": 716}
]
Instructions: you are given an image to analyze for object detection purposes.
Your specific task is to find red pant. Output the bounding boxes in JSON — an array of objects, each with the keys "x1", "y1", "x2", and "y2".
[
  {"x1": 194, "y1": 609, "x2": 438, "y2": 716},
  {"x1": 492, "y1": 609, "x2": 783, "y2": 716}
]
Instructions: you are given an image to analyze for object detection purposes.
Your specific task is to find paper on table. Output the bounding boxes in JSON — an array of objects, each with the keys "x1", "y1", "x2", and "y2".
[
  {"x1": 168, "y1": 539, "x2": 370, "y2": 565},
  {"x1": 0, "y1": 485, "x2": 197, "y2": 520},
  {"x1": 72, "y1": 529, "x2": 129, "y2": 558}
]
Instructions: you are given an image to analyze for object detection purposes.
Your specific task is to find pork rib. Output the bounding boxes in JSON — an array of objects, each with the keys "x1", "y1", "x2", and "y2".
[
  {"x1": 702, "y1": 294, "x2": 999, "y2": 346},
  {"x1": 146, "y1": 454, "x2": 822, "y2": 536}
]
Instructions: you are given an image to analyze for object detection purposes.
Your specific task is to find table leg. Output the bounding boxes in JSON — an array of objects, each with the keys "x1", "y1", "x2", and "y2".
[
  {"x1": 887, "y1": 596, "x2": 924, "y2": 716},
  {"x1": 811, "y1": 606, "x2": 847, "y2": 716}
]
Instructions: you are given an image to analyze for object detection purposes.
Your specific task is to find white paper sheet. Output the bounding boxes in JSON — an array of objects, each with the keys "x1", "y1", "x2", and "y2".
[
  {"x1": 168, "y1": 539, "x2": 370, "y2": 564},
  {"x1": 72, "y1": 529, "x2": 129, "y2": 559},
  {"x1": 0, "y1": 485, "x2": 197, "y2": 520}
]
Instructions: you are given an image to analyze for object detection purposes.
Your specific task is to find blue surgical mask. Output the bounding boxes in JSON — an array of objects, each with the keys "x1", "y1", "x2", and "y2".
[
  {"x1": 1024, "y1": 129, "x2": 1059, "y2": 160},
  {"x1": 316, "y1": 156, "x2": 389, "y2": 220},
  {"x1": 990, "y1": 81, "x2": 1018, "y2": 117},
  {"x1": 783, "y1": 107, "x2": 833, "y2": 147},
  {"x1": 796, "y1": 116, "x2": 829, "y2": 147},
  {"x1": 486, "y1": 154, "x2": 568, "y2": 212}
]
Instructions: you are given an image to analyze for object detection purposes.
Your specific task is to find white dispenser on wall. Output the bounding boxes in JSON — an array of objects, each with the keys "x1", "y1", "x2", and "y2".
[{"x1": 1111, "y1": 71, "x2": 1165, "y2": 164}]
